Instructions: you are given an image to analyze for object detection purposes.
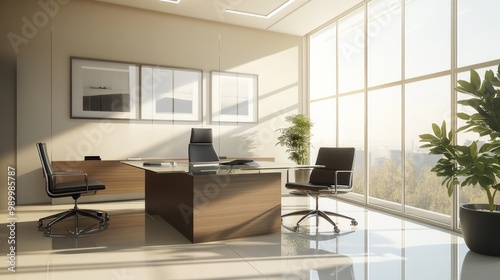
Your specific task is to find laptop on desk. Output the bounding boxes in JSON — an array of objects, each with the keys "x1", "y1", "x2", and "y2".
[{"x1": 220, "y1": 159, "x2": 259, "y2": 166}]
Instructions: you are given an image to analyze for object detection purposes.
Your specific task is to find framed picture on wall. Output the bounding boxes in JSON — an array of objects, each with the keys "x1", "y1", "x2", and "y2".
[
  {"x1": 71, "y1": 57, "x2": 140, "y2": 119},
  {"x1": 210, "y1": 71, "x2": 258, "y2": 123},
  {"x1": 141, "y1": 65, "x2": 202, "y2": 121}
]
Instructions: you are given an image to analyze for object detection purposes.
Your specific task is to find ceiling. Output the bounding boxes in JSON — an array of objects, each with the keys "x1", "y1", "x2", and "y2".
[{"x1": 94, "y1": 0, "x2": 362, "y2": 36}]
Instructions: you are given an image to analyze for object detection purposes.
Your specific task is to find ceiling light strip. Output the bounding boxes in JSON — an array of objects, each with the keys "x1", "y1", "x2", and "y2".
[
  {"x1": 225, "y1": 0, "x2": 295, "y2": 19},
  {"x1": 159, "y1": 0, "x2": 181, "y2": 3}
]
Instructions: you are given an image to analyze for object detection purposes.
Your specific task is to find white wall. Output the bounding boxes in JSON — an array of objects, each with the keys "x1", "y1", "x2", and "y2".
[{"x1": 17, "y1": 0, "x2": 303, "y2": 204}]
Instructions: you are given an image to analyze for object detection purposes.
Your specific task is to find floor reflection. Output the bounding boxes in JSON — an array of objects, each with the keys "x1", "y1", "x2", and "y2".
[
  {"x1": 281, "y1": 225, "x2": 355, "y2": 279},
  {"x1": 0, "y1": 198, "x2": 498, "y2": 279},
  {"x1": 461, "y1": 251, "x2": 500, "y2": 280}
]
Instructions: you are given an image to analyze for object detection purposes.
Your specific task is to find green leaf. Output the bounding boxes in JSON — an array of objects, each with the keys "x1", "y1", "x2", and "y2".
[
  {"x1": 419, "y1": 133, "x2": 438, "y2": 141},
  {"x1": 432, "y1": 123, "x2": 442, "y2": 137},
  {"x1": 456, "y1": 112, "x2": 470, "y2": 120},
  {"x1": 470, "y1": 113, "x2": 488, "y2": 120},
  {"x1": 471, "y1": 69, "x2": 481, "y2": 90},
  {"x1": 419, "y1": 143, "x2": 434, "y2": 148},
  {"x1": 458, "y1": 98, "x2": 481, "y2": 108},
  {"x1": 457, "y1": 80, "x2": 476, "y2": 94},
  {"x1": 447, "y1": 183, "x2": 454, "y2": 196},
  {"x1": 440, "y1": 121, "x2": 447, "y2": 137},
  {"x1": 485, "y1": 70, "x2": 495, "y2": 82}
]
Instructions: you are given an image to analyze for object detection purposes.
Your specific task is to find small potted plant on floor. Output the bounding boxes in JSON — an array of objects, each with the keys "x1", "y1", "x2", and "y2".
[
  {"x1": 419, "y1": 65, "x2": 500, "y2": 256},
  {"x1": 276, "y1": 114, "x2": 313, "y2": 183}
]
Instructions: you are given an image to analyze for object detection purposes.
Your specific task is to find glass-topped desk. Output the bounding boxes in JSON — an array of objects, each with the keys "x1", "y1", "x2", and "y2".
[
  {"x1": 122, "y1": 160, "x2": 311, "y2": 173},
  {"x1": 122, "y1": 160, "x2": 317, "y2": 243}
]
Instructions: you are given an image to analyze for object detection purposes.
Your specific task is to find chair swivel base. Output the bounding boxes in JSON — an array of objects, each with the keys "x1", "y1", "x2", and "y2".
[
  {"x1": 281, "y1": 209, "x2": 358, "y2": 234},
  {"x1": 37, "y1": 207, "x2": 109, "y2": 237}
]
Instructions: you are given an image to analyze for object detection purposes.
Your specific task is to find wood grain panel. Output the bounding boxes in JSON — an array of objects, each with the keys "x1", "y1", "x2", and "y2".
[
  {"x1": 52, "y1": 161, "x2": 144, "y2": 195},
  {"x1": 145, "y1": 171, "x2": 194, "y2": 241},
  {"x1": 145, "y1": 171, "x2": 281, "y2": 243},
  {"x1": 192, "y1": 173, "x2": 281, "y2": 243}
]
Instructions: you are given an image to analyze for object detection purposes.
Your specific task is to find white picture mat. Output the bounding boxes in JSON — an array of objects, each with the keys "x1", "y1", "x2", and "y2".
[
  {"x1": 141, "y1": 66, "x2": 201, "y2": 121},
  {"x1": 211, "y1": 71, "x2": 258, "y2": 123}
]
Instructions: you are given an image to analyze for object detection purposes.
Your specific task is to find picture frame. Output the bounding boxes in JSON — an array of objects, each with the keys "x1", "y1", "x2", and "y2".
[
  {"x1": 210, "y1": 71, "x2": 258, "y2": 123},
  {"x1": 141, "y1": 65, "x2": 202, "y2": 121},
  {"x1": 71, "y1": 57, "x2": 140, "y2": 120}
]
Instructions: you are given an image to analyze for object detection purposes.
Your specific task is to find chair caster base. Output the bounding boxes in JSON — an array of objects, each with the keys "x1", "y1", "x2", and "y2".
[{"x1": 37, "y1": 209, "x2": 109, "y2": 237}]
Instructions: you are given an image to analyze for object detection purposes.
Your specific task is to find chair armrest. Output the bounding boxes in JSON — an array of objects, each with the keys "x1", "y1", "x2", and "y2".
[
  {"x1": 53, "y1": 169, "x2": 86, "y2": 176},
  {"x1": 333, "y1": 170, "x2": 354, "y2": 193},
  {"x1": 51, "y1": 170, "x2": 89, "y2": 191}
]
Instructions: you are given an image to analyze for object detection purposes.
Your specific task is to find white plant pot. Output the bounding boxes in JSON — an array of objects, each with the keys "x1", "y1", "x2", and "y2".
[
  {"x1": 289, "y1": 169, "x2": 312, "y2": 196},
  {"x1": 294, "y1": 169, "x2": 311, "y2": 183}
]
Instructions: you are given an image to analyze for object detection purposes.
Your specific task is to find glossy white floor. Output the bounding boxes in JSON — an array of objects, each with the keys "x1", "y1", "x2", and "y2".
[{"x1": 1, "y1": 195, "x2": 499, "y2": 280}]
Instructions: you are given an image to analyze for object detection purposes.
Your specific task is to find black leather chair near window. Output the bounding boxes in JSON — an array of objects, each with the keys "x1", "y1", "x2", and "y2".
[
  {"x1": 188, "y1": 128, "x2": 219, "y2": 163},
  {"x1": 36, "y1": 143, "x2": 109, "y2": 236},
  {"x1": 282, "y1": 147, "x2": 358, "y2": 233}
]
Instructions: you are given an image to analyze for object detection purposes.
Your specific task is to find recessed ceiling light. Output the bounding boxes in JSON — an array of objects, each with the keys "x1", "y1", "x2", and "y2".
[
  {"x1": 225, "y1": 0, "x2": 295, "y2": 19},
  {"x1": 159, "y1": 0, "x2": 180, "y2": 3}
]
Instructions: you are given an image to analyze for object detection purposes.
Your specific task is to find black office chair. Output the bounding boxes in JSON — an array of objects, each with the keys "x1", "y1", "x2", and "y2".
[
  {"x1": 282, "y1": 147, "x2": 358, "y2": 233},
  {"x1": 188, "y1": 128, "x2": 219, "y2": 163},
  {"x1": 36, "y1": 143, "x2": 109, "y2": 236}
]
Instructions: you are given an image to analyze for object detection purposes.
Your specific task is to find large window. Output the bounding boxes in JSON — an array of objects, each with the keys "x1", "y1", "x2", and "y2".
[
  {"x1": 310, "y1": 24, "x2": 336, "y2": 100},
  {"x1": 338, "y1": 93, "x2": 365, "y2": 196},
  {"x1": 404, "y1": 76, "x2": 451, "y2": 217},
  {"x1": 310, "y1": 99, "x2": 336, "y2": 155},
  {"x1": 367, "y1": 85, "x2": 402, "y2": 210},
  {"x1": 405, "y1": 0, "x2": 450, "y2": 79},
  {"x1": 309, "y1": 0, "x2": 500, "y2": 230},
  {"x1": 457, "y1": 0, "x2": 500, "y2": 67},
  {"x1": 367, "y1": 0, "x2": 401, "y2": 87},
  {"x1": 338, "y1": 7, "x2": 365, "y2": 94}
]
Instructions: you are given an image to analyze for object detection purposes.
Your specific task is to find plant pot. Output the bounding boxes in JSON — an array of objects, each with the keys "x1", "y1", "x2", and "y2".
[
  {"x1": 289, "y1": 169, "x2": 311, "y2": 196},
  {"x1": 294, "y1": 169, "x2": 311, "y2": 183},
  {"x1": 460, "y1": 204, "x2": 500, "y2": 256}
]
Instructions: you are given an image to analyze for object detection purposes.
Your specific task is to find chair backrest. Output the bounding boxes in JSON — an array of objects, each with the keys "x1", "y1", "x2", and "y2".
[
  {"x1": 188, "y1": 128, "x2": 219, "y2": 163},
  {"x1": 309, "y1": 147, "x2": 355, "y2": 186},
  {"x1": 36, "y1": 143, "x2": 55, "y2": 193}
]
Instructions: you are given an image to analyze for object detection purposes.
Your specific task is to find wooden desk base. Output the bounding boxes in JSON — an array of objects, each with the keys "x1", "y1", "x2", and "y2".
[{"x1": 145, "y1": 171, "x2": 281, "y2": 243}]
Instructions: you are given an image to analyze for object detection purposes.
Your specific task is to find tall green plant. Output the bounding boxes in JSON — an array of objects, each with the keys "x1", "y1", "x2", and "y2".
[
  {"x1": 419, "y1": 65, "x2": 500, "y2": 212},
  {"x1": 276, "y1": 114, "x2": 313, "y2": 165}
]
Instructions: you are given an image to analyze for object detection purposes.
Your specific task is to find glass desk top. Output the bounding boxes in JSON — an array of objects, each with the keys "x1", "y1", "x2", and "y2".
[{"x1": 122, "y1": 160, "x2": 321, "y2": 174}]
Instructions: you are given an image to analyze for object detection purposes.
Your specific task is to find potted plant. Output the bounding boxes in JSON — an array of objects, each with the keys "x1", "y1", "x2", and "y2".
[
  {"x1": 276, "y1": 114, "x2": 313, "y2": 182},
  {"x1": 419, "y1": 65, "x2": 500, "y2": 256}
]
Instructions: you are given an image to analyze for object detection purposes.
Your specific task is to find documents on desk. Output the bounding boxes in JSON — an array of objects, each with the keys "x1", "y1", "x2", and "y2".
[
  {"x1": 143, "y1": 161, "x2": 177, "y2": 167},
  {"x1": 190, "y1": 159, "x2": 259, "y2": 168},
  {"x1": 189, "y1": 162, "x2": 220, "y2": 168}
]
